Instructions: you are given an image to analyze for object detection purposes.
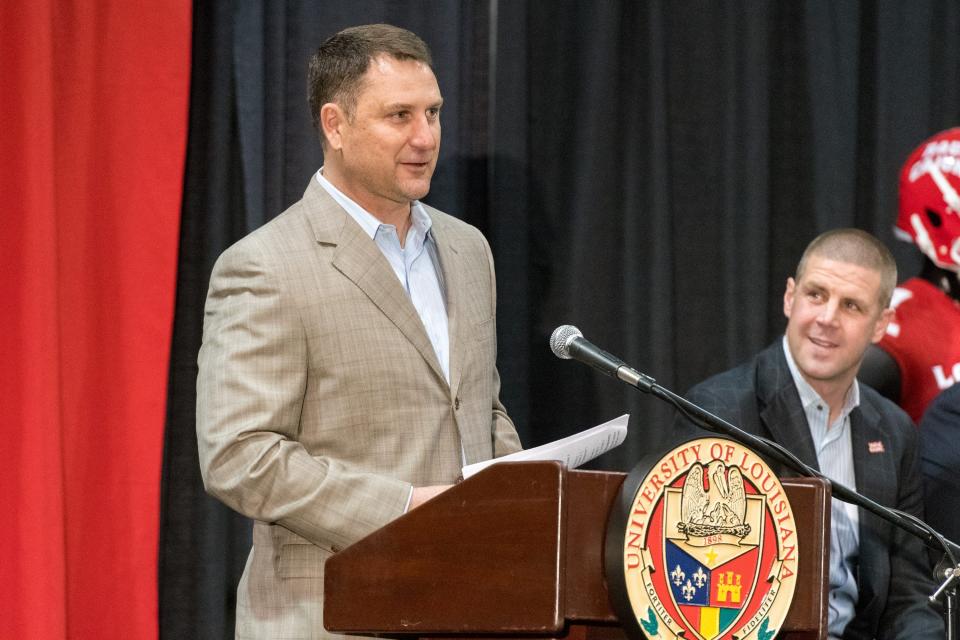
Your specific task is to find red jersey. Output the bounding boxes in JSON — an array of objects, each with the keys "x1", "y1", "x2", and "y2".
[{"x1": 877, "y1": 277, "x2": 960, "y2": 422}]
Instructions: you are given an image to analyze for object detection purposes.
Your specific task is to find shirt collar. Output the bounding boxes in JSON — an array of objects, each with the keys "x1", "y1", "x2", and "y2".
[
  {"x1": 315, "y1": 168, "x2": 433, "y2": 243},
  {"x1": 781, "y1": 336, "x2": 860, "y2": 418},
  {"x1": 404, "y1": 202, "x2": 433, "y2": 254}
]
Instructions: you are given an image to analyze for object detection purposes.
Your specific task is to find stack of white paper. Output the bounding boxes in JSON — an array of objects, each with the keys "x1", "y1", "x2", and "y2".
[{"x1": 461, "y1": 414, "x2": 629, "y2": 479}]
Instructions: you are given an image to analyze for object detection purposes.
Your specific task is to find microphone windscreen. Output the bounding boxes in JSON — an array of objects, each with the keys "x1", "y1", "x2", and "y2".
[{"x1": 549, "y1": 325, "x2": 582, "y2": 359}]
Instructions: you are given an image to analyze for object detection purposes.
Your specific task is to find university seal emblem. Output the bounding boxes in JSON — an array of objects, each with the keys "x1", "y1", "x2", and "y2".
[{"x1": 605, "y1": 437, "x2": 798, "y2": 640}]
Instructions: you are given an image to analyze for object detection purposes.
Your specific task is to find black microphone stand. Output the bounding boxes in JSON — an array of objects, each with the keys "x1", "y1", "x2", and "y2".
[{"x1": 617, "y1": 367, "x2": 960, "y2": 638}]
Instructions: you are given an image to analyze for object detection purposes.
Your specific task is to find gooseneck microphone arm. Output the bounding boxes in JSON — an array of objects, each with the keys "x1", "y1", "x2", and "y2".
[{"x1": 549, "y1": 325, "x2": 960, "y2": 568}]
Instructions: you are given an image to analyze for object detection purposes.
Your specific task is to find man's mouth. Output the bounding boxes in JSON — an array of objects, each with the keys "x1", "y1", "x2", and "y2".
[{"x1": 808, "y1": 336, "x2": 836, "y2": 349}]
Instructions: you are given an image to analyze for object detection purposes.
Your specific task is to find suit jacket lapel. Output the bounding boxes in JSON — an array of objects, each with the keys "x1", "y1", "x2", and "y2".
[
  {"x1": 428, "y1": 210, "x2": 464, "y2": 397},
  {"x1": 756, "y1": 343, "x2": 821, "y2": 472},
  {"x1": 849, "y1": 395, "x2": 897, "y2": 611},
  {"x1": 850, "y1": 401, "x2": 895, "y2": 506},
  {"x1": 301, "y1": 180, "x2": 447, "y2": 385}
]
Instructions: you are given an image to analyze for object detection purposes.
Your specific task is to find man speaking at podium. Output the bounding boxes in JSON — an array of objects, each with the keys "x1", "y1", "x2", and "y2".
[
  {"x1": 676, "y1": 229, "x2": 943, "y2": 639},
  {"x1": 196, "y1": 24, "x2": 521, "y2": 639}
]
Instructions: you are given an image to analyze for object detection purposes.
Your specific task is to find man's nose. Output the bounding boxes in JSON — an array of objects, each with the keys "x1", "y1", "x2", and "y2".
[
  {"x1": 409, "y1": 114, "x2": 438, "y2": 149},
  {"x1": 817, "y1": 300, "x2": 839, "y2": 325}
]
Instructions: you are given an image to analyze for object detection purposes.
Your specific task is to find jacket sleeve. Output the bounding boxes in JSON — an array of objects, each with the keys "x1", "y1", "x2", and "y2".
[
  {"x1": 920, "y1": 387, "x2": 960, "y2": 542},
  {"x1": 481, "y1": 232, "x2": 522, "y2": 458},
  {"x1": 196, "y1": 240, "x2": 411, "y2": 553}
]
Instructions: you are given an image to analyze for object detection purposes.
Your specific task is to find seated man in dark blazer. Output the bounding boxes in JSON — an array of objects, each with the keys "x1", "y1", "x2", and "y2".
[{"x1": 676, "y1": 228, "x2": 943, "y2": 640}]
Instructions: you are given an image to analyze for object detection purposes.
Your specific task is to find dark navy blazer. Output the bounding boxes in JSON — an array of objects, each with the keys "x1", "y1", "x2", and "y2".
[
  {"x1": 920, "y1": 384, "x2": 960, "y2": 544},
  {"x1": 674, "y1": 342, "x2": 943, "y2": 640}
]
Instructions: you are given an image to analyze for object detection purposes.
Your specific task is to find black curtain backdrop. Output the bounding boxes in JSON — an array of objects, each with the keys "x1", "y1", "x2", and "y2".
[{"x1": 159, "y1": 1, "x2": 960, "y2": 637}]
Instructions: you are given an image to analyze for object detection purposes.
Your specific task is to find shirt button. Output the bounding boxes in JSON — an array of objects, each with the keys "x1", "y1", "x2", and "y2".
[{"x1": 454, "y1": 397, "x2": 461, "y2": 410}]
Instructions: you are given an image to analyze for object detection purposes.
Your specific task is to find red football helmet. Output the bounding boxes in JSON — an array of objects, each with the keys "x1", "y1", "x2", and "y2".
[{"x1": 896, "y1": 128, "x2": 960, "y2": 271}]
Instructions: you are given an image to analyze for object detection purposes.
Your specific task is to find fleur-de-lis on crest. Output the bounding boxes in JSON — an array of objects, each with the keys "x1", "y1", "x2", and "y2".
[
  {"x1": 693, "y1": 567, "x2": 707, "y2": 588},
  {"x1": 682, "y1": 580, "x2": 696, "y2": 601},
  {"x1": 671, "y1": 565, "x2": 686, "y2": 586}
]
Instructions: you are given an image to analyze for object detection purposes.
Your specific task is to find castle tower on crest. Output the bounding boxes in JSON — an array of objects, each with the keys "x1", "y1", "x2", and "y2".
[{"x1": 715, "y1": 571, "x2": 742, "y2": 603}]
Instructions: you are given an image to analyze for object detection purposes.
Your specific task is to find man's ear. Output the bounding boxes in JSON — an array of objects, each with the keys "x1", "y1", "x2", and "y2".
[
  {"x1": 783, "y1": 278, "x2": 796, "y2": 320},
  {"x1": 871, "y1": 307, "x2": 895, "y2": 344},
  {"x1": 320, "y1": 103, "x2": 345, "y2": 151}
]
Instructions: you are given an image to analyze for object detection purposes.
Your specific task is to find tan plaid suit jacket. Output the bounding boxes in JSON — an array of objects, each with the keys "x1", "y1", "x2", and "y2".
[{"x1": 197, "y1": 178, "x2": 521, "y2": 639}]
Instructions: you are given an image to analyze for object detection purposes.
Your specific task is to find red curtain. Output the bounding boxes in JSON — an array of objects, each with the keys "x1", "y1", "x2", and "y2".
[{"x1": 0, "y1": 2, "x2": 191, "y2": 637}]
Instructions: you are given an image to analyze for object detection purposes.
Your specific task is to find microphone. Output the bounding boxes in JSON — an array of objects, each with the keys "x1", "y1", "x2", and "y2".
[{"x1": 549, "y1": 325, "x2": 654, "y2": 391}]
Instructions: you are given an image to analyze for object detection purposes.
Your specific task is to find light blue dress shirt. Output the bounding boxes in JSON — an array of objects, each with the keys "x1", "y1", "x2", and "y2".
[
  {"x1": 316, "y1": 170, "x2": 449, "y2": 382},
  {"x1": 782, "y1": 337, "x2": 859, "y2": 639}
]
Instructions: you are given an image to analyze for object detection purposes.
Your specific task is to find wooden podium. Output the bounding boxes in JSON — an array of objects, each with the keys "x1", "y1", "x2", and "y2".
[{"x1": 324, "y1": 461, "x2": 829, "y2": 639}]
